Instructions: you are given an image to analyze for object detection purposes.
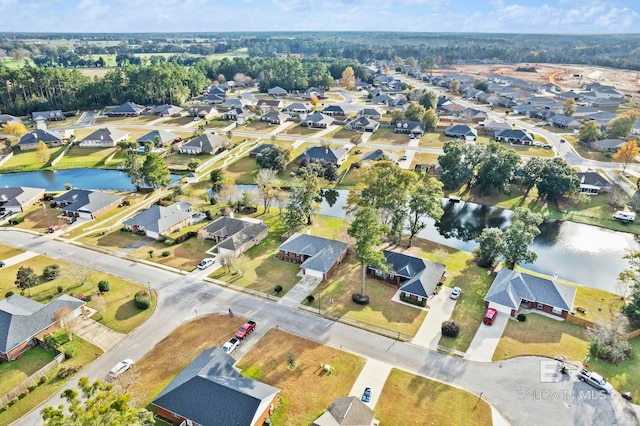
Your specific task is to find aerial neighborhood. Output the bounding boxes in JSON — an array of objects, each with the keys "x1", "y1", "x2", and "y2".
[{"x1": 1, "y1": 27, "x2": 640, "y2": 426}]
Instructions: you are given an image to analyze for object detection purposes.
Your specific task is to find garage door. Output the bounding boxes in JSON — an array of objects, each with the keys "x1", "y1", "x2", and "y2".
[
  {"x1": 488, "y1": 302, "x2": 513, "y2": 315},
  {"x1": 304, "y1": 269, "x2": 324, "y2": 279}
]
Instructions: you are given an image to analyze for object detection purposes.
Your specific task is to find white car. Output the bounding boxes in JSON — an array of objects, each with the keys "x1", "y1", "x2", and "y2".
[
  {"x1": 222, "y1": 337, "x2": 240, "y2": 354},
  {"x1": 450, "y1": 287, "x2": 462, "y2": 299},
  {"x1": 197, "y1": 258, "x2": 215, "y2": 270},
  {"x1": 108, "y1": 359, "x2": 134, "y2": 379}
]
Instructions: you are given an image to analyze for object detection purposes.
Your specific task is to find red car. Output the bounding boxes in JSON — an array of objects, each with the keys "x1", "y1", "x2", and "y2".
[
  {"x1": 48, "y1": 225, "x2": 61, "y2": 233},
  {"x1": 235, "y1": 321, "x2": 256, "y2": 339},
  {"x1": 483, "y1": 308, "x2": 497, "y2": 325}
]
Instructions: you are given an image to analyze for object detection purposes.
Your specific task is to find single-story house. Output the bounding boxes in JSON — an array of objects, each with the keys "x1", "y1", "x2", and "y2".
[
  {"x1": 52, "y1": 189, "x2": 124, "y2": 220},
  {"x1": 460, "y1": 108, "x2": 488, "y2": 122},
  {"x1": 0, "y1": 114, "x2": 22, "y2": 125},
  {"x1": 584, "y1": 111, "x2": 617, "y2": 128},
  {"x1": 152, "y1": 104, "x2": 184, "y2": 117},
  {"x1": 577, "y1": 171, "x2": 612, "y2": 195},
  {"x1": 512, "y1": 104, "x2": 539, "y2": 116},
  {"x1": 0, "y1": 294, "x2": 85, "y2": 361},
  {"x1": 313, "y1": 396, "x2": 377, "y2": 426},
  {"x1": 394, "y1": 120, "x2": 425, "y2": 137},
  {"x1": 345, "y1": 116, "x2": 380, "y2": 133},
  {"x1": 360, "y1": 149, "x2": 398, "y2": 164},
  {"x1": 220, "y1": 98, "x2": 251, "y2": 111},
  {"x1": 572, "y1": 105, "x2": 599, "y2": 119},
  {"x1": 371, "y1": 93, "x2": 395, "y2": 105},
  {"x1": 79, "y1": 128, "x2": 130, "y2": 148},
  {"x1": 259, "y1": 111, "x2": 289, "y2": 125},
  {"x1": 440, "y1": 102, "x2": 465, "y2": 115},
  {"x1": 484, "y1": 269, "x2": 576, "y2": 319},
  {"x1": 494, "y1": 129, "x2": 534, "y2": 145},
  {"x1": 481, "y1": 119, "x2": 511, "y2": 133},
  {"x1": 137, "y1": 130, "x2": 181, "y2": 147},
  {"x1": 203, "y1": 216, "x2": 268, "y2": 258},
  {"x1": 188, "y1": 105, "x2": 217, "y2": 119},
  {"x1": 301, "y1": 112, "x2": 335, "y2": 129},
  {"x1": 123, "y1": 201, "x2": 193, "y2": 240},
  {"x1": 278, "y1": 233, "x2": 349, "y2": 280},
  {"x1": 283, "y1": 102, "x2": 311, "y2": 115},
  {"x1": 303, "y1": 87, "x2": 327, "y2": 100},
  {"x1": 19, "y1": 129, "x2": 64, "y2": 151},
  {"x1": 220, "y1": 108, "x2": 254, "y2": 124},
  {"x1": 256, "y1": 99, "x2": 284, "y2": 111},
  {"x1": 203, "y1": 92, "x2": 226, "y2": 104},
  {"x1": 322, "y1": 105, "x2": 346, "y2": 116},
  {"x1": 248, "y1": 144, "x2": 274, "y2": 158},
  {"x1": 152, "y1": 347, "x2": 280, "y2": 426},
  {"x1": 268, "y1": 86, "x2": 288, "y2": 97},
  {"x1": 0, "y1": 186, "x2": 45, "y2": 214},
  {"x1": 31, "y1": 110, "x2": 64, "y2": 122},
  {"x1": 550, "y1": 114, "x2": 581, "y2": 129},
  {"x1": 108, "y1": 102, "x2": 146, "y2": 117},
  {"x1": 592, "y1": 138, "x2": 626, "y2": 152},
  {"x1": 357, "y1": 108, "x2": 382, "y2": 120},
  {"x1": 178, "y1": 133, "x2": 227, "y2": 155},
  {"x1": 445, "y1": 124, "x2": 477, "y2": 141},
  {"x1": 298, "y1": 146, "x2": 349, "y2": 166},
  {"x1": 368, "y1": 250, "x2": 446, "y2": 307}
]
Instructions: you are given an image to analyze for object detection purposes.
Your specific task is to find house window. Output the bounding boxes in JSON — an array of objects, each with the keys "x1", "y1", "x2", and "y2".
[
  {"x1": 536, "y1": 303, "x2": 544, "y2": 310},
  {"x1": 389, "y1": 273, "x2": 395, "y2": 280},
  {"x1": 551, "y1": 307, "x2": 563, "y2": 315},
  {"x1": 374, "y1": 270, "x2": 382, "y2": 277},
  {"x1": 416, "y1": 296, "x2": 422, "y2": 302},
  {"x1": 295, "y1": 253, "x2": 301, "y2": 260},
  {"x1": 283, "y1": 251, "x2": 289, "y2": 256}
]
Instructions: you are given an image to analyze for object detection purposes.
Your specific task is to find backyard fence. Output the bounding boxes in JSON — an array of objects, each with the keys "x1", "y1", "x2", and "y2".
[
  {"x1": 0, "y1": 352, "x2": 65, "y2": 408},
  {"x1": 566, "y1": 313, "x2": 595, "y2": 328}
]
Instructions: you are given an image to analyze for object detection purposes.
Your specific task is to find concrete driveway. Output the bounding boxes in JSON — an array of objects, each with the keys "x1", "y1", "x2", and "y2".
[
  {"x1": 348, "y1": 358, "x2": 392, "y2": 408},
  {"x1": 464, "y1": 313, "x2": 509, "y2": 362},
  {"x1": 0, "y1": 250, "x2": 38, "y2": 266},
  {"x1": 278, "y1": 275, "x2": 321, "y2": 308},
  {"x1": 70, "y1": 315, "x2": 126, "y2": 352},
  {"x1": 412, "y1": 287, "x2": 457, "y2": 350}
]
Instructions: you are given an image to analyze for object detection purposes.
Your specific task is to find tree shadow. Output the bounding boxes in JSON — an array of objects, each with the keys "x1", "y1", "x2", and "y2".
[{"x1": 114, "y1": 300, "x2": 145, "y2": 321}]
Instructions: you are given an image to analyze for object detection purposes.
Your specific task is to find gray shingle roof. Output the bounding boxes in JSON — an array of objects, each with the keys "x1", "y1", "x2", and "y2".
[
  {"x1": 31, "y1": 110, "x2": 63, "y2": 121},
  {"x1": 204, "y1": 217, "x2": 267, "y2": 251},
  {"x1": 278, "y1": 233, "x2": 348, "y2": 274},
  {"x1": 381, "y1": 250, "x2": 446, "y2": 298},
  {"x1": 81, "y1": 128, "x2": 129, "y2": 142},
  {"x1": 153, "y1": 347, "x2": 279, "y2": 426},
  {"x1": 485, "y1": 269, "x2": 576, "y2": 311},
  {"x1": 111, "y1": 102, "x2": 145, "y2": 114},
  {"x1": 445, "y1": 124, "x2": 477, "y2": 137},
  {"x1": 53, "y1": 189, "x2": 123, "y2": 214},
  {"x1": 19, "y1": 129, "x2": 63, "y2": 146},
  {"x1": 0, "y1": 295, "x2": 85, "y2": 355},
  {"x1": 137, "y1": 130, "x2": 180, "y2": 145},
  {"x1": 181, "y1": 133, "x2": 227, "y2": 152},
  {"x1": 360, "y1": 149, "x2": 398, "y2": 163},
  {"x1": 577, "y1": 172, "x2": 611, "y2": 188},
  {"x1": 495, "y1": 129, "x2": 533, "y2": 142},
  {"x1": 300, "y1": 146, "x2": 348, "y2": 163},
  {"x1": 123, "y1": 202, "x2": 192, "y2": 234},
  {"x1": 0, "y1": 187, "x2": 45, "y2": 210},
  {"x1": 313, "y1": 396, "x2": 375, "y2": 426},
  {"x1": 594, "y1": 139, "x2": 626, "y2": 150}
]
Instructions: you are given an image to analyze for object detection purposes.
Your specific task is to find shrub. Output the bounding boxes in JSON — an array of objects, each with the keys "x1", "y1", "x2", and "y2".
[
  {"x1": 587, "y1": 324, "x2": 631, "y2": 365},
  {"x1": 162, "y1": 251, "x2": 170, "y2": 257},
  {"x1": 517, "y1": 313, "x2": 527, "y2": 322},
  {"x1": 57, "y1": 285, "x2": 63, "y2": 293},
  {"x1": 5, "y1": 291, "x2": 14, "y2": 298},
  {"x1": 39, "y1": 376, "x2": 47, "y2": 385},
  {"x1": 8, "y1": 216, "x2": 24, "y2": 225},
  {"x1": 134, "y1": 291, "x2": 151, "y2": 309},
  {"x1": 306, "y1": 295, "x2": 315, "y2": 304},
  {"x1": 43, "y1": 264, "x2": 60, "y2": 280},
  {"x1": 97, "y1": 280, "x2": 110, "y2": 292},
  {"x1": 274, "y1": 285, "x2": 283, "y2": 293},
  {"x1": 57, "y1": 365, "x2": 79, "y2": 379},
  {"x1": 352, "y1": 293, "x2": 370, "y2": 305},
  {"x1": 164, "y1": 239, "x2": 175, "y2": 246},
  {"x1": 205, "y1": 210, "x2": 214, "y2": 220},
  {"x1": 441, "y1": 320, "x2": 460, "y2": 338},
  {"x1": 64, "y1": 349, "x2": 75, "y2": 359}
]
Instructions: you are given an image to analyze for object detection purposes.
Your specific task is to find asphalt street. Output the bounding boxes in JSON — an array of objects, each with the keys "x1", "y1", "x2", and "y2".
[{"x1": 3, "y1": 230, "x2": 637, "y2": 426}]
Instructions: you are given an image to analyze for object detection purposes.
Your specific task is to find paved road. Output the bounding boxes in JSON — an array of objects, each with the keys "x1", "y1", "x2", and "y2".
[{"x1": 3, "y1": 230, "x2": 637, "y2": 426}]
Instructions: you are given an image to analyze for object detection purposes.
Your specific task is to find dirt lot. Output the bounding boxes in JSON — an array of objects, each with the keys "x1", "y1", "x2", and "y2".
[{"x1": 442, "y1": 63, "x2": 640, "y2": 96}]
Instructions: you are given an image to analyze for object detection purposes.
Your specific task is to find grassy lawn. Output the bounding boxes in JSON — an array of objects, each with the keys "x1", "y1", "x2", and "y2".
[
  {"x1": 492, "y1": 314, "x2": 589, "y2": 362},
  {"x1": 0, "y1": 346, "x2": 55, "y2": 396},
  {"x1": 224, "y1": 156, "x2": 260, "y2": 184},
  {"x1": 376, "y1": 369, "x2": 491, "y2": 426},
  {"x1": 327, "y1": 127, "x2": 355, "y2": 139},
  {"x1": 10, "y1": 204, "x2": 64, "y2": 233},
  {"x1": 94, "y1": 115, "x2": 158, "y2": 125},
  {"x1": 0, "y1": 337, "x2": 103, "y2": 425},
  {"x1": 368, "y1": 128, "x2": 411, "y2": 145},
  {"x1": 0, "y1": 145, "x2": 67, "y2": 173},
  {"x1": 159, "y1": 116, "x2": 193, "y2": 126},
  {"x1": 509, "y1": 144, "x2": 555, "y2": 158},
  {"x1": 282, "y1": 124, "x2": 321, "y2": 136},
  {"x1": 53, "y1": 145, "x2": 125, "y2": 169},
  {"x1": 238, "y1": 329, "x2": 366, "y2": 426},
  {"x1": 126, "y1": 315, "x2": 240, "y2": 408},
  {"x1": 78, "y1": 226, "x2": 144, "y2": 250},
  {"x1": 0, "y1": 244, "x2": 25, "y2": 261},
  {"x1": 242, "y1": 121, "x2": 275, "y2": 132},
  {"x1": 130, "y1": 236, "x2": 217, "y2": 272},
  {"x1": 0, "y1": 255, "x2": 153, "y2": 334},
  {"x1": 589, "y1": 336, "x2": 640, "y2": 397},
  {"x1": 205, "y1": 119, "x2": 233, "y2": 129},
  {"x1": 164, "y1": 152, "x2": 212, "y2": 171}
]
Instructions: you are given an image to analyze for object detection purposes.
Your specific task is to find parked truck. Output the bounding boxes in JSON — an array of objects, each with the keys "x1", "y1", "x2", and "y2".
[
  {"x1": 577, "y1": 368, "x2": 614, "y2": 394},
  {"x1": 235, "y1": 320, "x2": 256, "y2": 339}
]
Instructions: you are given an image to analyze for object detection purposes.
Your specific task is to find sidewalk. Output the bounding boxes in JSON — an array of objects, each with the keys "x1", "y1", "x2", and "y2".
[{"x1": 1, "y1": 250, "x2": 39, "y2": 267}]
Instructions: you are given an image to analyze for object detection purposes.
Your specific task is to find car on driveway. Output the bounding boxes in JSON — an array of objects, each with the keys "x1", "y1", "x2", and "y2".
[
  {"x1": 401, "y1": 154, "x2": 408, "y2": 161},
  {"x1": 0, "y1": 261, "x2": 4, "y2": 268},
  {"x1": 577, "y1": 368, "x2": 614, "y2": 393},
  {"x1": 222, "y1": 337, "x2": 240, "y2": 354},
  {"x1": 108, "y1": 359, "x2": 134, "y2": 379},
  {"x1": 450, "y1": 287, "x2": 461, "y2": 299},
  {"x1": 361, "y1": 387, "x2": 372, "y2": 404},
  {"x1": 533, "y1": 141, "x2": 544, "y2": 148},
  {"x1": 483, "y1": 308, "x2": 497, "y2": 325},
  {"x1": 197, "y1": 258, "x2": 215, "y2": 270},
  {"x1": 560, "y1": 138, "x2": 566, "y2": 143}
]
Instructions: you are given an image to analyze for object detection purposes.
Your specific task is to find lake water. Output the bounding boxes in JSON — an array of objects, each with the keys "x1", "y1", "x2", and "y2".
[
  {"x1": 233, "y1": 185, "x2": 636, "y2": 293},
  {"x1": 0, "y1": 169, "x2": 180, "y2": 191}
]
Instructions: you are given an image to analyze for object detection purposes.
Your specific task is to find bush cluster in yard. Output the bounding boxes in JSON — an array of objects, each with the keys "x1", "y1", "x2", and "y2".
[
  {"x1": 97, "y1": 280, "x2": 110, "y2": 292},
  {"x1": 517, "y1": 314, "x2": 527, "y2": 322},
  {"x1": 44, "y1": 330, "x2": 70, "y2": 348},
  {"x1": 8, "y1": 217, "x2": 24, "y2": 225},
  {"x1": 441, "y1": 320, "x2": 460, "y2": 338},
  {"x1": 274, "y1": 284, "x2": 283, "y2": 293},
  {"x1": 162, "y1": 251, "x2": 170, "y2": 257},
  {"x1": 134, "y1": 291, "x2": 151, "y2": 309}
]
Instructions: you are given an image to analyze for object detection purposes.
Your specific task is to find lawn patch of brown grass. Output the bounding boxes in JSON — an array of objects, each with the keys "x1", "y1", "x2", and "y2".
[
  {"x1": 238, "y1": 329, "x2": 365, "y2": 425},
  {"x1": 376, "y1": 369, "x2": 492, "y2": 426}
]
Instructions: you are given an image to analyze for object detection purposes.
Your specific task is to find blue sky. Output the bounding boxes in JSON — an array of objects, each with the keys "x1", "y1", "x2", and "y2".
[{"x1": 1, "y1": 0, "x2": 639, "y2": 33}]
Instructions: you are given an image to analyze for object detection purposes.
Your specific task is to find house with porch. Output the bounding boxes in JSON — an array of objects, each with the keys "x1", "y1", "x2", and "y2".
[
  {"x1": 357, "y1": 108, "x2": 382, "y2": 120},
  {"x1": 301, "y1": 112, "x2": 334, "y2": 128},
  {"x1": 220, "y1": 108, "x2": 254, "y2": 124},
  {"x1": 550, "y1": 114, "x2": 581, "y2": 129},
  {"x1": 137, "y1": 130, "x2": 181, "y2": 147},
  {"x1": 0, "y1": 295, "x2": 85, "y2": 361},
  {"x1": 203, "y1": 216, "x2": 268, "y2": 258},
  {"x1": 577, "y1": 171, "x2": 612, "y2": 195},
  {"x1": 494, "y1": 129, "x2": 534, "y2": 145},
  {"x1": 394, "y1": 120, "x2": 425, "y2": 138},
  {"x1": 484, "y1": 269, "x2": 576, "y2": 319},
  {"x1": 298, "y1": 146, "x2": 349, "y2": 166},
  {"x1": 152, "y1": 104, "x2": 184, "y2": 117},
  {"x1": 52, "y1": 189, "x2": 124, "y2": 220},
  {"x1": 19, "y1": 129, "x2": 64, "y2": 151},
  {"x1": 322, "y1": 105, "x2": 346, "y2": 117},
  {"x1": 0, "y1": 187, "x2": 45, "y2": 214},
  {"x1": 152, "y1": 347, "x2": 280, "y2": 426},
  {"x1": 445, "y1": 124, "x2": 477, "y2": 141},
  {"x1": 283, "y1": 102, "x2": 310, "y2": 115},
  {"x1": 313, "y1": 396, "x2": 378, "y2": 426},
  {"x1": 32, "y1": 110, "x2": 64, "y2": 122},
  {"x1": 79, "y1": 128, "x2": 130, "y2": 148},
  {"x1": 188, "y1": 105, "x2": 217, "y2": 119},
  {"x1": 178, "y1": 133, "x2": 227, "y2": 155},
  {"x1": 259, "y1": 111, "x2": 289, "y2": 125},
  {"x1": 592, "y1": 138, "x2": 626, "y2": 152},
  {"x1": 108, "y1": 102, "x2": 146, "y2": 117},
  {"x1": 268, "y1": 86, "x2": 288, "y2": 97},
  {"x1": 360, "y1": 149, "x2": 398, "y2": 164},
  {"x1": 123, "y1": 201, "x2": 193, "y2": 240},
  {"x1": 345, "y1": 116, "x2": 380, "y2": 133},
  {"x1": 256, "y1": 99, "x2": 284, "y2": 111},
  {"x1": 278, "y1": 233, "x2": 348, "y2": 280},
  {"x1": 367, "y1": 250, "x2": 446, "y2": 307}
]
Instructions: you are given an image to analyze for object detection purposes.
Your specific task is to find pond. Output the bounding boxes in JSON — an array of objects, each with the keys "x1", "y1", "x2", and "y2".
[
  {"x1": 195, "y1": 183, "x2": 640, "y2": 294},
  {"x1": 0, "y1": 169, "x2": 181, "y2": 191}
]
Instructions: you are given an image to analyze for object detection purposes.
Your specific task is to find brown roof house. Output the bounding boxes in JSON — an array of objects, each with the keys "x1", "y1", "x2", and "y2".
[
  {"x1": 152, "y1": 347, "x2": 280, "y2": 426},
  {"x1": 278, "y1": 233, "x2": 348, "y2": 280},
  {"x1": 0, "y1": 295, "x2": 85, "y2": 361},
  {"x1": 52, "y1": 189, "x2": 124, "y2": 220},
  {"x1": 313, "y1": 396, "x2": 378, "y2": 426},
  {"x1": 123, "y1": 201, "x2": 193, "y2": 240},
  {"x1": 0, "y1": 186, "x2": 45, "y2": 214},
  {"x1": 203, "y1": 216, "x2": 268, "y2": 258},
  {"x1": 78, "y1": 128, "x2": 130, "y2": 148},
  {"x1": 368, "y1": 250, "x2": 446, "y2": 307},
  {"x1": 484, "y1": 269, "x2": 576, "y2": 318}
]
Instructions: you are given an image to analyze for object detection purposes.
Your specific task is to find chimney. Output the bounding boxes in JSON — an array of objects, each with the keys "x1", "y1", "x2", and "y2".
[
  {"x1": 325, "y1": 147, "x2": 329, "y2": 154},
  {"x1": 307, "y1": 227, "x2": 311, "y2": 235},
  {"x1": 230, "y1": 210, "x2": 234, "y2": 219}
]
